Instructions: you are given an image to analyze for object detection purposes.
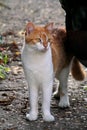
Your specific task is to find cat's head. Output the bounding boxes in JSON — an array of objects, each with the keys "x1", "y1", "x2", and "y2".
[{"x1": 25, "y1": 22, "x2": 53, "y2": 52}]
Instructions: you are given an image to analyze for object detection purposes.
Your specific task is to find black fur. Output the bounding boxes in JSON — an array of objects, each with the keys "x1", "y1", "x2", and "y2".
[{"x1": 59, "y1": 0, "x2": 87, "y2": 67}]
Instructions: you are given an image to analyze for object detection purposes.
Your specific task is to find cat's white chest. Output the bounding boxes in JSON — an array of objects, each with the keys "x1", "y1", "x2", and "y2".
[{"x1": 21, "y1": 44, "x2": 53, "y2": 84}]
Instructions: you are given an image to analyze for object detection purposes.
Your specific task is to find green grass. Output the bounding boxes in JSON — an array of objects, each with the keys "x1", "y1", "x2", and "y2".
[{"x1": 0, "y1": 52, "x2": 10, "y2": 79}]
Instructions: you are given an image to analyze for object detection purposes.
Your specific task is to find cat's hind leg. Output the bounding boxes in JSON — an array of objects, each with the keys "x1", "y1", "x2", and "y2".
[{"x1": 58, "y1": 65, "x2": 70, "y2": 108}]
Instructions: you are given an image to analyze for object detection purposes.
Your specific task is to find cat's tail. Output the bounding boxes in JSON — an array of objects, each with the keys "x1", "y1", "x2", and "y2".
[{"x1": 71, "y1": 57, "x2": 86, "y2": 81}]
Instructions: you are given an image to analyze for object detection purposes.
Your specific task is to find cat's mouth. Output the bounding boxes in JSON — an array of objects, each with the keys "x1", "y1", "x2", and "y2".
[{"x1": 41, "y1": 47, "x2": 49, "y2": 52}]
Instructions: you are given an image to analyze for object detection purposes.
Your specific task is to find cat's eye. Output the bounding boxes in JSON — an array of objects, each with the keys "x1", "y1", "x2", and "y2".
[
  {"x1": 36, "y1": 38, "x2": 41, "y2": 42},
  {"x1": 48, "y1": 38, "x2": 50, "y2": 42}
]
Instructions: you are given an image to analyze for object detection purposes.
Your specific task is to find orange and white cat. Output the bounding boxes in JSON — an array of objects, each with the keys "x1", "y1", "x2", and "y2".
[
  {"x1": 21, "y1": 22, "x2": 55, "y2": 122},
  {"x1": 21, "y1": 22, "x2": 85, "y2": 122}
]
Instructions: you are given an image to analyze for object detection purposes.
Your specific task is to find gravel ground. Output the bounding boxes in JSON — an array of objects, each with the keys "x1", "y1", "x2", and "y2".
[{"x1": 0, "y1": 0, "x2": 87, "y2": 130}]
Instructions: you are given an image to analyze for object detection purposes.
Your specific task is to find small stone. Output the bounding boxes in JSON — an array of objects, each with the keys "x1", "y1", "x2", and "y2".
[
  {"x1": 59, "y1": 118, "x2": 63, "y2": 121},
  {"x1": 84, "y1": 98, "x2": 87, "y2": 102},
  {"x1": 81, "y1": 116, "x2": 86, "y2": 120},
  {"x1": 65, "y1": 111, "x2": 72, "y2": 114},
  {"x1": 72, "y1": 98, "x2": 76, "y2": 101},
  {"x1": 1, "y1": 118, "x2": 6, "y2": 123},
  {"x1": 65, "y1": 118, "x2": 70, "y2": 121}
]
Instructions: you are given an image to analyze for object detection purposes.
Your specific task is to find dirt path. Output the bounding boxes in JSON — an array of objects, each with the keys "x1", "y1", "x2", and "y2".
[{"x1": 0, "y1": 0, "x2": 87, "y2": 130}]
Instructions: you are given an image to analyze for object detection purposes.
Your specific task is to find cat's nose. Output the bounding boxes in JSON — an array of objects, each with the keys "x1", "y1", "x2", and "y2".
[{"x1": 43, "y1": 43, "x2": 47, "y2": 49}]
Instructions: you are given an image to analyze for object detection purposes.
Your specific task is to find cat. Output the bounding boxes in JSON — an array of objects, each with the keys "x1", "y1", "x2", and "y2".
[
  {"x1": 21, "y1": 22, "x2": 85, "y2": 122},
  {"x1": 21, "y1": 22, "x2": 55, "y2": 122}
]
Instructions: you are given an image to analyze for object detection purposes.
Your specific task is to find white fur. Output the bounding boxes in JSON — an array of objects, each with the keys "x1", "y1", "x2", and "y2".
[
  {"x1": 21, "y1": 42, "x2": 54, "y2": 122},
  {"x1": 58, "y1": 66, "x2": 71, "y2": 108},
  {"x1": 54, "y1": 65, "x2": 71, "y2": 108}
]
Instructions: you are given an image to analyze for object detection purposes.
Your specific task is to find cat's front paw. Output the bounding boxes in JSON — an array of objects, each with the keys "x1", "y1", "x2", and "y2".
[
  {"x1": 26, "y1": 112, "x2": 38, "y2": 121},
  {"x1": 43, "y1": 114, "x2": 55, "y2": 122},
  {"x1": 59, "y1": 95, "x2": 70, "y2": 108}
]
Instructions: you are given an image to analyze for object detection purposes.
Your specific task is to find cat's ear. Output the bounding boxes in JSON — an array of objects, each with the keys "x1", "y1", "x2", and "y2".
[
  {"x1": 25, "y1": 22, "x2": 35, "y2": 35},
  {"x1": 45, "y1": 23, "x2": 54, "y2": 32}
]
